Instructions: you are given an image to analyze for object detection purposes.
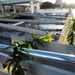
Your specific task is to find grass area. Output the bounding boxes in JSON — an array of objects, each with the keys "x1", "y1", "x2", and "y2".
[
  {"x1": 58, "y1": 15, "x2": 73, "y2": 44},
  {"x1": 0, "y1": 14, "x2": 10, "y2": 18}
]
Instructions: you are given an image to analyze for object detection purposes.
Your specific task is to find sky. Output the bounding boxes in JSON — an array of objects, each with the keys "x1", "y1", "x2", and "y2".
[{"x1": 43, "y1": 0, "x2": 75, "y2": 4}]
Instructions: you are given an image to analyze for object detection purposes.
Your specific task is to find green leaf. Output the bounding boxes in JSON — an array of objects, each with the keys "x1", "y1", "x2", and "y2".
[
  {"x1": 18, "y1": 65, "x2": 25, "y2": 75},
  {"x1": 5, "y1": 59, "x2": 12, "y2": 63},
  {"x1": 15, "y1": 69, "x2": 20, "y2": 75},
  {"x1": 36, "y1": 39, "x2": 44, "y2": 47},
  {"x1": 12, "y1": 65, "x2": 16, "y2": 75},
  {"x1": 30, "y1": 43, "x2": 37, "y2": 49},
  {"x1": 39, "y1": 33, "x2": 53, "y2": 42},
  {"x1": 20, "y1": 39, "x2": 27, "y2": 43},
  {"x1": 19, "y1": 53, "x2": 31, "y2": 61},
  {"x1": 7, "y1": 60, "x2": 13, "y2": 73},
  {"x1": 31, "y1": 33, "x2": 36, "y2": 39},
  {"x1": 28, "y1": 43, "x2": 33, "y2": 49},
  {"x1": 34, "y1": 43, "x2": 38, "y2": 49}
]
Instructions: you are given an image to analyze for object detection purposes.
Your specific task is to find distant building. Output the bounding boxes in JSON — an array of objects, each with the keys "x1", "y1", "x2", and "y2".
[{"x1": 55, "y1": 0, "x2": 62, "y2": 4}]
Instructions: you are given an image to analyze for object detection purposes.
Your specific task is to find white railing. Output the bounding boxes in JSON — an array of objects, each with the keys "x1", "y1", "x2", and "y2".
[
  {"x1": 70, "y1": 9, "x2": 75, "y2": 18},
  {"x1": 0, "y1": 44, "x2": 75, "y2": 75},
  {"x1": 0, "y1": 0, "x2": 30, "y2": 4},
  {"x1": 0, "y1": 44, "x2": 75, "y2": 63}
]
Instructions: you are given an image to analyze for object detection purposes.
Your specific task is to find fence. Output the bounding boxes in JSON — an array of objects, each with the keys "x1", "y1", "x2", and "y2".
[{"x1": 0, "y1": 43, "x2": 75, "y2": 75}]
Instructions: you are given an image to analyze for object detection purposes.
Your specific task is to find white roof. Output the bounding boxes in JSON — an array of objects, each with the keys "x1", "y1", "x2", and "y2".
[{"x1": 0, "y1": 0, "x2": 42, "y2": 4}]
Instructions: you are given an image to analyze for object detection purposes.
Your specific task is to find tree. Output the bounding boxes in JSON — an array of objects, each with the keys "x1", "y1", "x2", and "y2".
[
  {"x1": 40, "y1": 2, "x2": 60, "y2": 9},
  {"x1": 40, "y1": 2, "x2": 53, "y2": 9}
]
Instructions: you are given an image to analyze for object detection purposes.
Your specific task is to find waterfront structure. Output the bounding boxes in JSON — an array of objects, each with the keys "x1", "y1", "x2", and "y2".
[{"x1": 0, "y1": 0, "x2": 42, "y2": 14}]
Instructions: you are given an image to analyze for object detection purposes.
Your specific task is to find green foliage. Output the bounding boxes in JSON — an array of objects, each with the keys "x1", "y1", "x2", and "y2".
[
  {"x1": 6, "y1": 46, "x2": 32, "y2": 75},
  {"x1": 16, "y1": 7, "x2": 25, "y2": 13},
  {"x1": 6, "y1": 33, "x2": 52, "y2": 75},
  {"x1": 39, "y1": 33, "x2": 53, "y2": 42},
  {"x1": 0, "y1": 14, "x2": 10, "y2": 18},
  {"x1": 40, "y1": 2, "x2": 60, "y2": 9},
  {"x1": 67, "y1": 19, "x2": 75, "y2": 45},
  {"x1": 40, "y1": 2, "x2": 53, "y2": 9}
]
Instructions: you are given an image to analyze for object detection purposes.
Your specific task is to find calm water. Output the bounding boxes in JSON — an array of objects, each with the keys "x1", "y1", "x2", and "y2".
[{"x1": 39, "y1": 24, "x2": 64, "y2": 30}]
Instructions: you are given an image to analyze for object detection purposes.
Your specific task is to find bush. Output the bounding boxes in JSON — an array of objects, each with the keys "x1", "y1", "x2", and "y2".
[
  {"x1": 40, "y1": 2, "x2": 60, "y2": 9},
  {"x1": 0, "y1": 14, "x2": 10, "y2": 18},
  {"x1": 5, "y1": 33, "x2": 53, "y2": 75},
  {"x1": 16, "y1": 7, "x2": 25, "y2": 13}
]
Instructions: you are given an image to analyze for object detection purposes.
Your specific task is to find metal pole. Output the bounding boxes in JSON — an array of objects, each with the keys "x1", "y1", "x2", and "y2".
[
  {"x1": 0, "y1": 44, "x2": 75, "y2": 63},
  {"x1": 0, "y1": 4, "x2": 4, "y2": 14}
]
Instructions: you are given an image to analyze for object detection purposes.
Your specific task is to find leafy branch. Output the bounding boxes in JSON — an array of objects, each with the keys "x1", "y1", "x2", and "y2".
[
  {"x1": 5, "y1": 33, "x2": 53, "y2": 75},
  {"x1": 67, "y1": 19, "x2": 75, "y2": 45}
]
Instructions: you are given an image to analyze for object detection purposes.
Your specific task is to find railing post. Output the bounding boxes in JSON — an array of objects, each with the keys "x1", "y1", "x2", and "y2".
[
  {"x1": 30, "y1": 1, "x2": 34, "y2": 13},
  {"x1": 0, "y1": 4, "x2": 4, "y2": 14}
]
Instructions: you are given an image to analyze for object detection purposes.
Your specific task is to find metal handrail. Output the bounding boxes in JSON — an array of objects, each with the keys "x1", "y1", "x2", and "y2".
[{"x1": 0, "y1": 44, "x2": 75, "y2": 63}]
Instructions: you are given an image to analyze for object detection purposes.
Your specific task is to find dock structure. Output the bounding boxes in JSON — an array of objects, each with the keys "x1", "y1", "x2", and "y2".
[
  {"x1": 0, "y1": 22, "x2": 59, "y2": 39},
  {"x1": 0, "y1": 7, "x2": 75, "y2": 75},
  {"x1": 0, "y1": 7, "x2": 69, "y2": 43},
  {"x1": 0, "y1": 9, "x2": 69, "y2": 42},
  {"x1": 0, "y1": 18, "x2": 65, "y2": 25},
  {"x1": 0, "y1": 23, "x2": 47, "y2": 35},
  {"x1": 10, "y1": 12, "x2": 67, "y2": 19},
  {"x1": 0, "y1": 0, "x2": 42, "y2": 14}
]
